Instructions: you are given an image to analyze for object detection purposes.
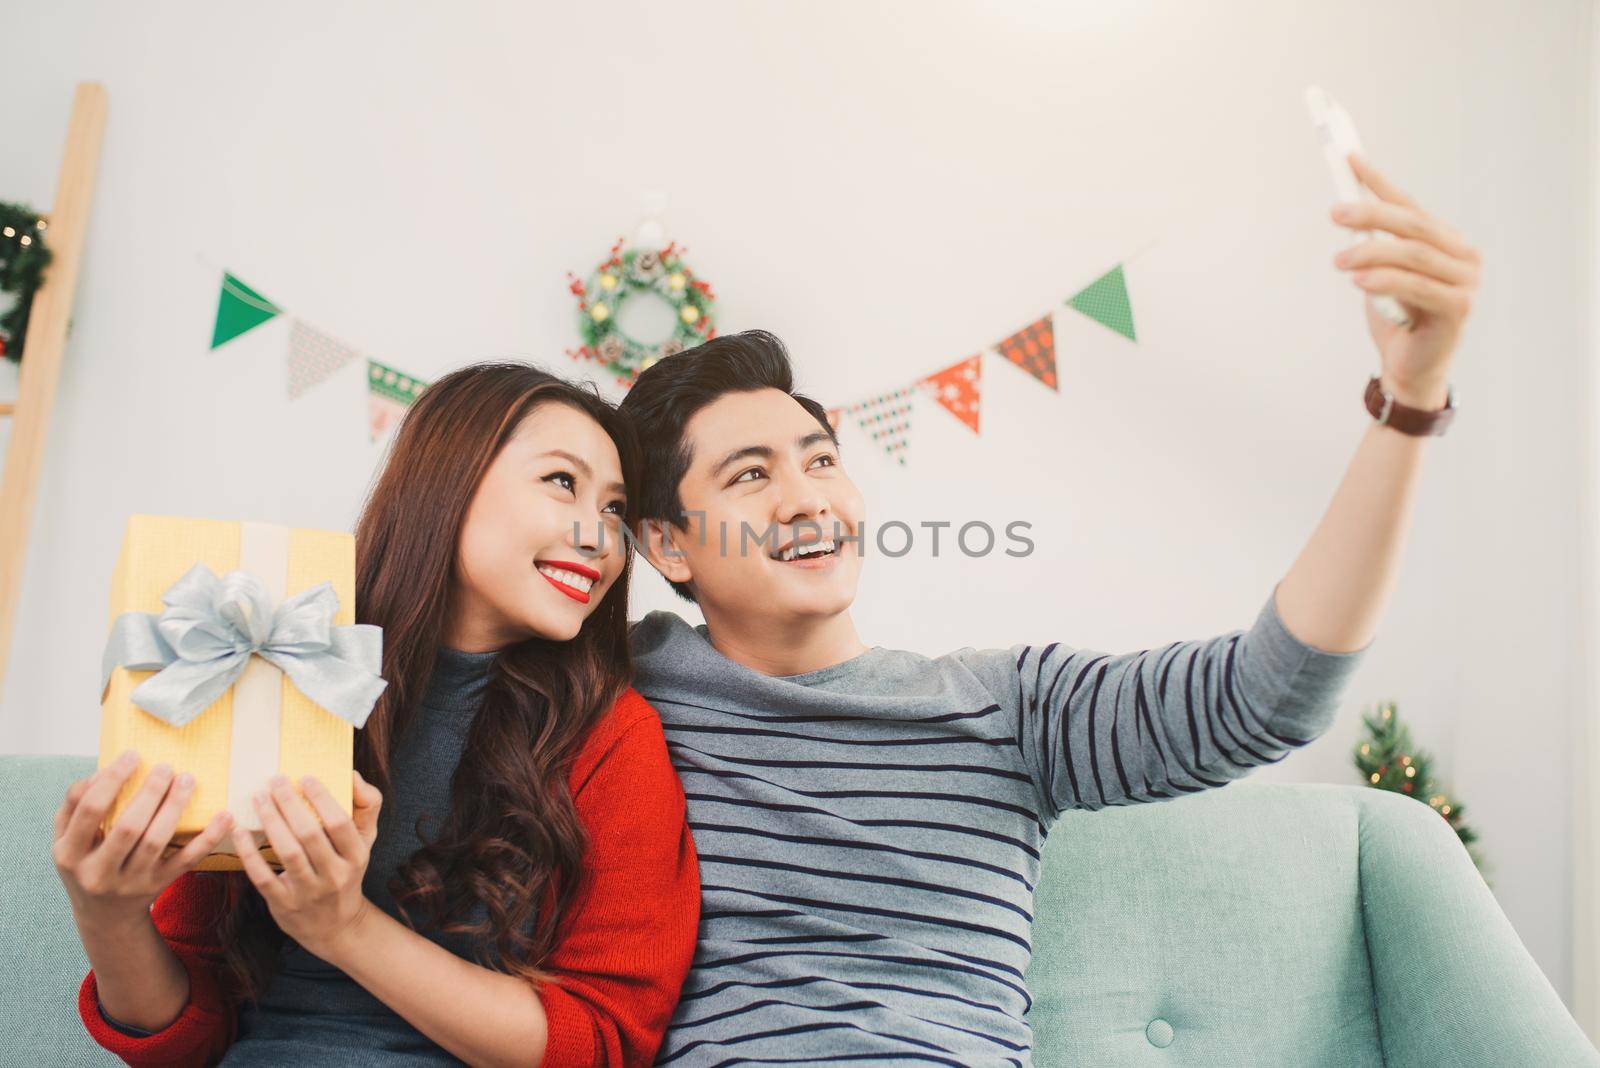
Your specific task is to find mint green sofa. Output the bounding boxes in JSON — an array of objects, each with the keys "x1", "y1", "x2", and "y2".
[{"x1": 5, "y1": 755, "x2": 1596, "y2": 1065}]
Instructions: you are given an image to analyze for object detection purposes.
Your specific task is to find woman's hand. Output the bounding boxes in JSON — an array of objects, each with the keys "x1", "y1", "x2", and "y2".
[
  {"x1": 231, "y1": 769, "x2": 384, "y2": 961},
  {"x1": 53, "y1": 748, "x2": 236, "y2": 923},
  {"x1": 1329, "y1": 151, "x2": 1483, "y2": 407}
]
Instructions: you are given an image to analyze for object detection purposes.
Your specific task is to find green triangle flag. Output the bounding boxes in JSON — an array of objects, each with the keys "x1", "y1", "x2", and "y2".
[
  {"x1": 368, "y1": 359, "x2": 429, "y2": 442},
  {"x1": 211, "y1": 272, "x2": 281, "y2": 349},
  {"x1": 1066, "y1": 264, "x2": 1136, "y2": 341}
]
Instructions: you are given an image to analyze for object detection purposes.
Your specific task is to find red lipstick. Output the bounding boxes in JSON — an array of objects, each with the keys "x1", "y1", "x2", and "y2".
[{"x1": 536, "y1": 559, "x2": 601, "y2": 604}]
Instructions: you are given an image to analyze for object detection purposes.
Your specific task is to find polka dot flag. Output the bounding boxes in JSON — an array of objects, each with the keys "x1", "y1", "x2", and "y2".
[
  {"x1": 1066, "y1": 264, "x2": 1137, "y2": 341},
  {"x1": 919, "y1": 353, "x2": 982, "y2": 434},
  {"x1": 842, "y1": 387, "x2": 916, "y2": 466}
]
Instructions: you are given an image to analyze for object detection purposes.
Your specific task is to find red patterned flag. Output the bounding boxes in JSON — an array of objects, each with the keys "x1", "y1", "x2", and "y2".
[
  {"x1": 920, "y1": 354, "x2": 982, "y2": 434},
  {"x1": 995, "y1": 314, "x2": 1057, "y2": 391}
]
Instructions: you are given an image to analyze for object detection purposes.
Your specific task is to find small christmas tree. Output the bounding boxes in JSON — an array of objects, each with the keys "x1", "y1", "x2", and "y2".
[{"x1": 1353, "y1": 700, "x2": 1488, "y2": 881}]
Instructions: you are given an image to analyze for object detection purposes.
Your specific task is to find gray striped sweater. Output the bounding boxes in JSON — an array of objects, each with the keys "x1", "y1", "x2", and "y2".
[{"x1": 630, "y1": 582, "x2": 1368, "y2": 1067}]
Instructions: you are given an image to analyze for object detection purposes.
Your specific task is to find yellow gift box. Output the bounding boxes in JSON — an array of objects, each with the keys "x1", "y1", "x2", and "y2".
[{"x1": 97, "y1": 515, "x2": 385, "y2": 872}]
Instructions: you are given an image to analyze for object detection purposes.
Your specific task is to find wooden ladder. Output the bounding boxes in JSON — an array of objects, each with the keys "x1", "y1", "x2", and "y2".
[{"x1": 0, "y1": 82, "x2": 107, "y2": 701}]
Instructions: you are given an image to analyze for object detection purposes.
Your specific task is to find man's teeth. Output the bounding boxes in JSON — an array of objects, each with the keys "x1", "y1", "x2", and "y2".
[
  {"x1": 537, "y1": 564, "x2": 595, "y2": 594},
  {"x1": 775, "y1": 539, "x2": 836, "y2": 562}
]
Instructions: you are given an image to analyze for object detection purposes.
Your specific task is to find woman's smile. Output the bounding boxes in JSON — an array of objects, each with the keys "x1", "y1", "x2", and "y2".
[{"x1": 536, "y1": 559, "x2": 600, "y2": 603}]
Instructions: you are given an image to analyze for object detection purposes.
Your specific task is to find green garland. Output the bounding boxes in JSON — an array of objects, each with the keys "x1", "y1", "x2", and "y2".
[
  {"x1": 1353, "y1": 699, "x2": 1488, "y2": 881},
  {"x1": 567, "y1": 237, "x2": 716, "y2": 386},
  {"x1": 0, "y1": 200, "x2": 53, "y2": 362}
]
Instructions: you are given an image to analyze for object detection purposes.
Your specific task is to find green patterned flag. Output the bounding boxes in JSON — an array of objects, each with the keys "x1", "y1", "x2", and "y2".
[
  {"x1": 368, "y1": 359, "x2": 428, "y2": 442},
  {"x1": 211, "y1": 272, "x2": 281, "y2": 349},
  {"x1": 1066, "y1": 264, "x2": 1136, "y2": 341}
]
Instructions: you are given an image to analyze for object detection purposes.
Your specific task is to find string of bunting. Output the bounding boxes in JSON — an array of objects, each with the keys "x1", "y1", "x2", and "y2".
[
  {"x1": 826, "y1": 258, "x2": 1144, "y2": 466},
  {"x1": 206, "y1": 263, "x2": 429, "y2": 442},
  {"x1": 200, "y1": 242, "x2": 1142, "y2": 454}
]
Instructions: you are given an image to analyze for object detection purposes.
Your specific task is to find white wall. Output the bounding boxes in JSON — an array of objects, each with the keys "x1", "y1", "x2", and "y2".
[
  {"x1": 1578, "y1": 0, "x2": 1600, "y2": 1036},
  {"x1": 1, "y1": 0, "x2": 1592, "y2": 1013}
]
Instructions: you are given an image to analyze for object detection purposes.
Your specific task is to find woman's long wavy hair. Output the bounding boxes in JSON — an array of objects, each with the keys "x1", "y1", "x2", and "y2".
[{"x1": 211, "y1": 362, "x2": 641, "y2": 1004}]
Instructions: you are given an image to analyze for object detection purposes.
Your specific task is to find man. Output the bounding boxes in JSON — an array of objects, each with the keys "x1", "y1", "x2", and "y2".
[{"x1": 618, "y1": 155, "x2": 1479, "y2": 1066}]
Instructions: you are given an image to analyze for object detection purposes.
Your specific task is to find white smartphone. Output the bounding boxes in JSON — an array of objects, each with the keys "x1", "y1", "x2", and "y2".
[{"x1": 1306, "y1": 85, "x2": 1414, "y2": 329}]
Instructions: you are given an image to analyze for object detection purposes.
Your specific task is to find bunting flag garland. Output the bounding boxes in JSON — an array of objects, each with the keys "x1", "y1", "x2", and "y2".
[
  {"x1": 1066, "y1": 264, "x2": 1136, "y2": 341},
  {"x1": 211, "y1": 273, "x2": 281, "y2": 349},
  {"x1": 919, "y1": 354, "x2": 982, "y2": 434},
  {"x1": 287, "y1": 318, "x2": 363, "y2": 399},
  {"x1": 203, "y1": 261, "x2": 429, "y2": 441},
  {"x1": 824, "y1": 251, "x2": 1144, "y2": 467},
  {"x1": 208, "y1": 244, "x2": 1140, "y2": 457},
  {"x1": 843, "y1": 387, "x2": 916, "y2": 466},
  {"x1": 367, "y1": 359, "x2": 429, "y2": 442},
  {"x1": 994, "y1": 314, "x2": 1058, "y2": 391}
]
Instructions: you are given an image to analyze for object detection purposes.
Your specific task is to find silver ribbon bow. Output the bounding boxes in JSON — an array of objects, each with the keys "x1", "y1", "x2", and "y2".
[{"x1": 100, "y1": 562, "x2": 388, "y2": 729}]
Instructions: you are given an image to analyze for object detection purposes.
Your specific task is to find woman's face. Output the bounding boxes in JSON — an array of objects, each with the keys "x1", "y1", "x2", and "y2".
[{"x1": 446, "y1": 401, "x2": 630, "y2": 650}]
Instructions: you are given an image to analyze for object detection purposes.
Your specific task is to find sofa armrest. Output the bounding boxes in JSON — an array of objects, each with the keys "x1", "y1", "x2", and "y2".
[{"x1": 1357, "y1": 788, "x2": 1599, "y2": 1065}]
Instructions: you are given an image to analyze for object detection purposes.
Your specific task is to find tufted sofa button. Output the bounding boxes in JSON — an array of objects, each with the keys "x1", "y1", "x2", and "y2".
[{"x1": 1146, "y1": 1018, "x2": 1174, "y2": 1047}]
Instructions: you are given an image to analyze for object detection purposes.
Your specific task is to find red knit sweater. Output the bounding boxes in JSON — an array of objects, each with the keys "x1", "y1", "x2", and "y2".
[{"x1": 77, "y1": 688, "x2": 699, "y2": 1067}]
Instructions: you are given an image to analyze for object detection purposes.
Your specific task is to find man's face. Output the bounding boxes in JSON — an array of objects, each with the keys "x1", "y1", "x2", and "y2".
[{"x1": 644, "y1": 388, "x2": 866, "y2": 626}]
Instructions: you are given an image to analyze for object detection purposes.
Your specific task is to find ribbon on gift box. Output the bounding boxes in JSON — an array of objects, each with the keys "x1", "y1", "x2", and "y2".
[
  {"x1": 99, "y1": 520, "x2": 387, "y2": 846},
  {"x1": 98, "y1": 565, "x2": 386, "y2": 729}
]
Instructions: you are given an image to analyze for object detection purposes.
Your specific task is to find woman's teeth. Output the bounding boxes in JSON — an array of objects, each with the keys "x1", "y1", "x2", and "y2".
[
  {"x1": 774, "y1": 539, "x2": 837, "y2": 562},
  {"x1": 536, "y1": 564, "x2": 595, "y2": 593}
]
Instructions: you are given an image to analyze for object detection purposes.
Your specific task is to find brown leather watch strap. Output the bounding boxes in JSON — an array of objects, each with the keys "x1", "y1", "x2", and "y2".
[{"x1": 1364, "y1": 374, "x2": 1457, "y2": 437}]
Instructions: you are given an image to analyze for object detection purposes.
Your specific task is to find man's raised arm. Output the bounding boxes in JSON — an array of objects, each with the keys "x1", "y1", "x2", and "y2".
[{"x1": 958, "y1": 582, "x2": 1368, "y2": 821}]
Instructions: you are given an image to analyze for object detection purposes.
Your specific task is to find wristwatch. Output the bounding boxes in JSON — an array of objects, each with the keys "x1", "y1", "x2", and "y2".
[{"x1": 1364, "y1": 374, "x2": 1457, "y2": 437}]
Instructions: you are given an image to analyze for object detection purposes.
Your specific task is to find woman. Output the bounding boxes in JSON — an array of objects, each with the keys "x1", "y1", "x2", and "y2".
[{"x1": 53, "y1": 363, "x2": 699, "y2": 1066}]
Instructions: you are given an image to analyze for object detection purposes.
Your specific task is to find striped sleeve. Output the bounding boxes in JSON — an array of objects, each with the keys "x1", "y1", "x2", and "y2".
[{"x1": 956, "y1": 582, "x2": 1371, "y2": 822}]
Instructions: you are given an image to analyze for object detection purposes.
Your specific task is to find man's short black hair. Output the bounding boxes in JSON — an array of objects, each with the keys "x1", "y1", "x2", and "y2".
[{"x1": 618, "y1": 329, "x2": 837, "y2": 604}]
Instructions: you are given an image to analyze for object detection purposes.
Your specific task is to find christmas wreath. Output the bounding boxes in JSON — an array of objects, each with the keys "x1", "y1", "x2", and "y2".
[
  {"x1": 567, "y1": 237, "x2": 716, "y2": 386},
  {"x1": 0, "y1": 200, "x2": 53, "y2": 362}
]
